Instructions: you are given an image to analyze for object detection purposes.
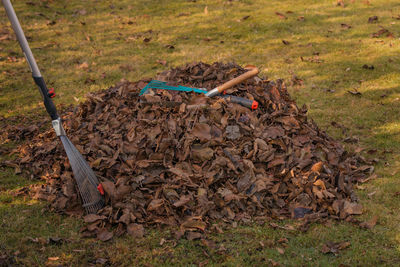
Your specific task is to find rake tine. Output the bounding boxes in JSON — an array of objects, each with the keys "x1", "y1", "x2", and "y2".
[{"x1": 3, "y1": 0, "x2": 104, "y2": 213}]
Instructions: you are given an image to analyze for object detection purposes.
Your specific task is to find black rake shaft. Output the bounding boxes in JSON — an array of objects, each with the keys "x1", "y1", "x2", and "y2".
[{"x1": 2, "y1": 0, "x2": 104, "y2": 213}]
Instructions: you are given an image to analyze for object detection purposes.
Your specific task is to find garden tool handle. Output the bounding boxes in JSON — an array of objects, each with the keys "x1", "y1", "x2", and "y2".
[
  {"x1": 222, "y1": 95, "x2": 259, "y2": 110},
  {"x1": 205, "y1": 66, "x2": 259, "y2": 97},
  {"x1": 2, "y1": 0, "x2": 59, "y2": 120}
]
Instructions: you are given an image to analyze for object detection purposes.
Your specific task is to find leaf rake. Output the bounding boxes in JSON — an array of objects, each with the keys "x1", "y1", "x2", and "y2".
[{"x1": 2, "y1": 0, "x2": 104, "y2": 213}]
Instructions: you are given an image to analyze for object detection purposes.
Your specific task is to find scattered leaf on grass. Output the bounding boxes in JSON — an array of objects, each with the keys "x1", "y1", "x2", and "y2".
[
  {"x1": 127, "y1": 223, "x2": 145, "y2": 238},
  {"x1": 341, "y1": 23, "x2": 352, "y2": 29},
  {"x1": 359, "y1": 215, "x2": 378, "y2": 229},
  {"x1": 371, "y1": 27, "x2": 393, "y2": 38},
  {"x1": 321, "y1": 241, "x2": 350, "y2": 254},
  {"x1": 368, "y1": 16, "x2": 378, "y2": 23},
  {"x1": 77, "y1": 62, "x2": 89, "y2": 69},
  {"x1": 347, "y1": 89, "x2": 362, "y2": 96},
  {"x1": 362, "y1": 64, "x2": 374, "y2": 70},
  {"x1": 186, "y1": 232, "x2": 202, "y2": 240},
  {"x1": 156, "y1": 59, "x2": 167, "y2": 66},
  {"x1": 275, "y1": 12, "x2": 287, "y2": 19},
  {"x1": 293, "y1": 207, "x2": 313, "y2": 218},
  {"x1": 97, "y1": 229, "x2": 113, "y2": 242},
  {"x1": 276, "y1": 247, "x2": 285, "y2": 254},
  {"x1": 337, "y1": 0, "x2": 345, "y2": 7}
]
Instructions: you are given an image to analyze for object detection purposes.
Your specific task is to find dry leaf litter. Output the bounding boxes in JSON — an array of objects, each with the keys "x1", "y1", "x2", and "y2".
[{"x1": 1, "y1": 62, "x2": 374, "y2": 239}]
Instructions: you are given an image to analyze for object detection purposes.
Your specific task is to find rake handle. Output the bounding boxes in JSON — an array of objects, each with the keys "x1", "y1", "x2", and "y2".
[
  {"x1": 217, "y1": 66, "x2": 259, "y2": 93},
  {"x1": 2, "y1": 0, "x2": 59, "y2": 120},
  {"x1": 205, "y1": 66, "x2": 259, "y2": 97},
  {"x1": 222, "y1": 95, "x2": 259, "y2": 110}
]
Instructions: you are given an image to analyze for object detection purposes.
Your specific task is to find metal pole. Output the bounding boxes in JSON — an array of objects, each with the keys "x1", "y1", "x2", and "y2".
[{"x1": 2, "y1": 0, "x2": 42, "y2": 77}]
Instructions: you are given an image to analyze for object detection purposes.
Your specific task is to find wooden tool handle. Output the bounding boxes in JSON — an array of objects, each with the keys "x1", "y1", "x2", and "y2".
[{"x1": 216, "y1": 66, "x2": 259, "y2": 93}]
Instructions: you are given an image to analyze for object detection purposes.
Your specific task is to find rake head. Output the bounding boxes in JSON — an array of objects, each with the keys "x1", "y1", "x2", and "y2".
[
  {"x1": 51, "y1": 119, "x2": 104, "y2": 214},
  {"x1": 60, "y1": 135, "x2": 104, "y2": 213}
]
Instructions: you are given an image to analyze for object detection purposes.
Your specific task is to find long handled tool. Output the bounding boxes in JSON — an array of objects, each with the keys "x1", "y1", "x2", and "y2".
[
  {"x1": 2, "y1": 0, "x2": 104, "y2": 214},
  {"x1": 140, "y1": 80, "x2": 259, "y2": 110},
  {"x1": 140, "y1": 66, "x2": 260, "y2": 110},
  {"x1": 205, "y1": 66, "x2": 259, "y2": 97}
]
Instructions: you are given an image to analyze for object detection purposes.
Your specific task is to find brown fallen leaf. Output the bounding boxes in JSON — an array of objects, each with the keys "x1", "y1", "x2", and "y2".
[
  {"x1": 359, "y1": 215, "x2": 378, "y2": 229},
  {"x1": 321, "y1": 241, "x2": 350, "y2": 254},
  {"x1": 343, "y1": 201, "x2": 363, "y2": 215},
  {"x1": 77, "y1": 62, "x2": 89, "y2": 69},
  {"x1": 201, "y1": 239, "x2": 217, "y2": 249},
  {"x1": 311, "y1": 161, "x2": 323, "y2": 173},
  {"x1": 362, "y1": 64, "x2": 374, "y2": 70},
  {"x1": 268, "y1": 259, "x2": 280, "y2": 266},
  {"x1": 368, "y1": 16, "x2": 378, "y2": 23},
  {"x1": 275, "y1": 12, "x2": 287, "y2": 20},
  {"x1": 186, "y1": 231, "x2": 202, "y2": 240},
  {"x1": 181, "y1": 219, "x2": 207, "y2": 231},
  {"x1": 276, "y1": 247, "x2": 285, "y2": 254},
  {"x1": 337, "y1": 0, "x2": 345, "y2": 7},
  {"x1": 127, "y1": 223, "x2": 145, "y2": 238},
  {"x1": 347, "y1": 89, "x2": 362, "y2": 96},
  {"x1": 371, "y1": 27, "x2": 393, "y2": 38},
  {"x1": 156, "y1": 59, "x2": 167, "y2": 66},
  {"x1": 341, "y1": 23, "x2": 352, "y2": 29},
  {"x1": 297, "y1": 16, "x2": 305, "y2": 21},
  {"x1": 83, "y1": 214, "x2": 106, "y2": 223},
  {"x1": 97, "y1": 228, "x2": 113, "y2": 242}
]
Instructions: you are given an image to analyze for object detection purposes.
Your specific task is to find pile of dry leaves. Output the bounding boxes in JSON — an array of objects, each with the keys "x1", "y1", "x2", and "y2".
[{"x1": 3, "y1": 62, "x2": 374, "y2": 240}]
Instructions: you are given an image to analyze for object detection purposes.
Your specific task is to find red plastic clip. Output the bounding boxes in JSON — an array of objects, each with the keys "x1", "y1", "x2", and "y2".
[
  {"x1": 251, "y1": 101, "x2": 259, "y2": 110},
  {"x1": 97, "y1": 183, "x2": 105, "y2": 195},
  {"x1": 48, "y1": 88, "x2": 56, "y2": 98}
]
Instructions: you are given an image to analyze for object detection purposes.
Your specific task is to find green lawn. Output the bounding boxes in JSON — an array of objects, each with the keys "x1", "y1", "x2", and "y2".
[{"x1": 1, "y1": 0, "x2": 400, "y2": 265}]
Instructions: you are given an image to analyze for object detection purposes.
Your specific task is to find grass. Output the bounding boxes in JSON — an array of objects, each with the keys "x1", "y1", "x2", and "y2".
[{"x1": 1, "y1": 0, "x2": 400, "y2": 265}]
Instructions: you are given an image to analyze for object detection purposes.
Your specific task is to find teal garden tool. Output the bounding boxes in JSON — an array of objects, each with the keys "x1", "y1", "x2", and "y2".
[{"x1": 140, "y1": 79, "x2": 259, "y2": 110}]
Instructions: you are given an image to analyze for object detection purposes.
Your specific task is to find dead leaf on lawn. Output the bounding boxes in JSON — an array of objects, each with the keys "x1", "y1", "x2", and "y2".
[
  {"x1": 371, "y1": 27, "x2": 393, "y2": 38},
  {"x1": 341, "y1": 23, "x2": 352, "y2": 29},
  {"x1": 127, "y1": 223, "x2": 145, "y2": 238},
  {"x1": 362, "y1": 64, "x2": 374, "y2": 70},
  {"x1": 276, "y1": 247, "x2": 285, "y2": 254},
  {"x1": 347, "y1": 89, "x2": 362, "y2": 96},
  {"x1": 97, "y1": 228, "x2": 113, "y2": 242},
  {"x1": 297, "y1": 16, "x2": 305, "y2": 21},
  {"x1": 368, "y1": 16, "x2": 378, "y2": 23},
  {"x1": 275, "y1": 12, "x2": 287, "y2": 20},
  {"x1": 156, "y1": 59, "x2": 167, "y2": 65},
  {"x1": 76, "y1": 61, "x2": 89, "y2": 70},
  {"x1": 359, "y1": 215, "x2": 378, "y2": 229},
  {"x1": 321, "y1": 241, "x2": 350, "y2": 254}
]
